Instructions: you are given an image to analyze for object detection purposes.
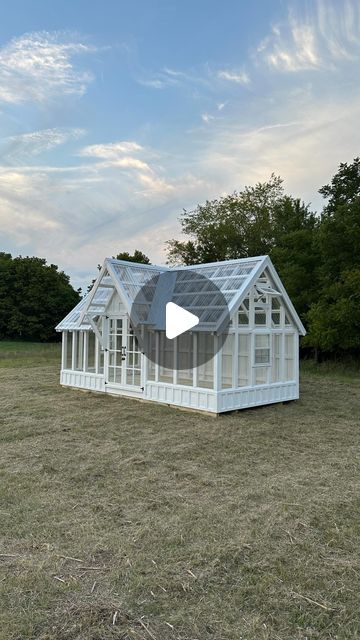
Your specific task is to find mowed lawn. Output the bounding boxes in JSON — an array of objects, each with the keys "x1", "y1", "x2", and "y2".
[{"x1": 0, "y1": 344, "x2": 360, "y2": 640}]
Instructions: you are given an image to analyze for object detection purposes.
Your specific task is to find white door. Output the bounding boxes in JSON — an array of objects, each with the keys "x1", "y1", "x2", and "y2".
[{"x1": 107, "y1": 317, "x2": 141, "y2": 387}]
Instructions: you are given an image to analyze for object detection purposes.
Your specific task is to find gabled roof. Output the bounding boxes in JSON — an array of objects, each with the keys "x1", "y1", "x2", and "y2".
[{"x1": 56, "y1": 255, "x2": 306, "y2": 335}]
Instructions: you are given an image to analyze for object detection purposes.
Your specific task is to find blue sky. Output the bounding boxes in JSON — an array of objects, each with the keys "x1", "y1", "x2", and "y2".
[{"x1": 0, "y1": 0, "x2": 359, "y2": 290}]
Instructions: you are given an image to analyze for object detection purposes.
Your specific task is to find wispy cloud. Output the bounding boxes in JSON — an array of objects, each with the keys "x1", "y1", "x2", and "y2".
[
  {"x1": 0, "y1": 31, "x2": 95, "y2": 104},
  {"x1": 217, "y1": 69, "x2": 250, "y2": 84},
  {"x1": 138, "y1": 66, "x2": 211, "y2": 90},
  {"x1": 257, "y1": 0, "x2": 360, "y2": 72},
  {"x1": 78, "y1": 140, "x2": 153, "y2": 173},
  {"x1": 79, "y1": 141, "x2": 143, "y2": 159},
  {"x1": 201, "y1": 113, "x2": 216, "y2": 124},
  {"x1": 4, "y1": 127, "x2": 86, "y2": 160},
  {"x1": 138, "y1": 78, "x2": 169, "y2": 89}
]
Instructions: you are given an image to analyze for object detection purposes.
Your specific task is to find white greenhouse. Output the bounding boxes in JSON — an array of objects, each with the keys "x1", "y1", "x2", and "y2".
[{"x1": 56, "y1": 255, "x2": 305, "y2": 414}]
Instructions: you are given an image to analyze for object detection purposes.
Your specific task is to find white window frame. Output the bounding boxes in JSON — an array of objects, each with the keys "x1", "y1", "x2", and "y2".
[{"x1": 253, "y1": 332, "x2": 271, "y2": 368}]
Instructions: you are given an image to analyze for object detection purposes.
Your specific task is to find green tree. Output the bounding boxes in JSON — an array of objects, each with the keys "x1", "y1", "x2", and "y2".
[
  {"x1": 167, "y1": 175, "x2": 283, "y2": 264},
  {"x1": 114, "y1": 250, "x2": 150, "y2": 264},
  {"x1": 167, "y1": 175, "x2": 318, "y2": 319},
  {"x1": 306, "y1": 158, "x2": 360, "y2": 356},
  {"x1": 270, "y1": 197, "x2": 319, "y2": 318},
  {"x1": 0, "y1": 254, "x2": 80, "y2": 341}
]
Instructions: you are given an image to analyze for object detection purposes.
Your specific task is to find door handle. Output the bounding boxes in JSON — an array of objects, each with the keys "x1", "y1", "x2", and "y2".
[{"x1": 121, "y1": 345, "x2": 126, "y2": 360}]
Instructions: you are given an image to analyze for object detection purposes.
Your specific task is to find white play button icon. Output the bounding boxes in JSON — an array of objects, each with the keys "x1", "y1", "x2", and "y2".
[{"x1": 165, "y1": 302, "x2": 199, "y2": 339}]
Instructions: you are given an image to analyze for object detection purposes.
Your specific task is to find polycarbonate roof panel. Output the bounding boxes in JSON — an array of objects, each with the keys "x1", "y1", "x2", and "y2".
[
  {"x1": 56, "y1": 256, "x2": 267, "y2": 332},
  {"x1": 56, "y1": 296, "x2": 91, "y2": 331},
  {"x1": 108, "y1": 260, "x2": 164, "y2": 322}
]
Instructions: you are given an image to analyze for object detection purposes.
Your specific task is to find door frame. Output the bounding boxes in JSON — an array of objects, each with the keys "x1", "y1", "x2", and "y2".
[{"x1": 105, "y1": 315, "x2": 142, "y2": 389}]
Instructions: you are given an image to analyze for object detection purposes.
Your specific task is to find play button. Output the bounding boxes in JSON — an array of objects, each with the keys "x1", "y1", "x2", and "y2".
[
  {"x1": 130, "y1": 268, "x2": 230, "y2": 371},
  {"x1": 165, "y1": 302, "x2": 199, "y2": 339}
]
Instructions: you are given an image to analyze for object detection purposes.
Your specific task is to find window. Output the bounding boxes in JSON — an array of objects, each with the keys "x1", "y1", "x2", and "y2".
[
  {"x1": 221, "y1": 334, "x2": 234, "y2": 388},
  {"x1": 254, "y1": 295, "x2": 268, "y2": 326},
  {"x1": 75, "y1": 332, "x2": 84, "y2": 371},
  {"x1": 85, "y1": 332, "x2": 96, "y2": 372},
  {"x1": 254, "y1": 334, "x2": 270, "y2": 365},
  {"x1": 108, "y1": 319, "x2": 123, "y2": 384},
  {"x1": 177, "y1": 334, "x2": 193, "y2": 386},
  {"x1": 271, "y1": 298, "x2": 281, "y2": 327},
  {"x1": 197, "y1": 333, "x2": 214, "y2": 388},
  {"x1": 147, "y1": 331, "x2": 156, "y2": 381},
  {"x1": 238, "y1": 334, "x2": 250, "y2": 387},
  {"x1": 97, "y1": 341, "x2": 104, "y2": 374},
  {"x1": 285, "y1": 334, "x2": 295, "y2": 380},
  {"x1": 254, "y1": 308, "x2": 267, "y2": 325},
  {"x1": 272, "y1": 334, "x2": 281, "y2": 382},
  {"x1": 238, "y1": 298, "x2": 249, "y2": 326},
  {"x1": 125, "y1": 326, "x2": 141, "y2": 386},
  {"x1": 285, "y1": 313, "x2": 291, "y2": 326},
  {"x1": 66, "y1": 332, "x2": 73, "y2": 369},
  {"x1": 159, "y1": 332, "x2": 174, "y2": 383}
]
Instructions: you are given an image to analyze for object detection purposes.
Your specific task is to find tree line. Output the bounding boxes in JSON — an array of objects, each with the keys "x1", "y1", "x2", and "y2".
[
  {"x1": 0, "y1": 158, "x2": 359, "y2": 357},
  {"x1": 0, "y1": 255, "x2": 81, "y2": 342},
  {"x1": 165, "y1": 158, "x2": 360, "y2": 359}
]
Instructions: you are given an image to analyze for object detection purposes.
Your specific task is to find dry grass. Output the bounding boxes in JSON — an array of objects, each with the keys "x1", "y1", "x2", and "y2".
[{"x1": 0, "y1": 344, "x2": 359, "y2": 639}]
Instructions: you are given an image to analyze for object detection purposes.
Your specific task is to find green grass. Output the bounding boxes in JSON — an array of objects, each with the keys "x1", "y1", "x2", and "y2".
[
  {"x1": 301, "y1": 357, "x2": 360, "y2": 381},
  {"x1": 0, "y1": 340, "x2": 60, "y2": 368},
  {"x1": 0, "y1": 345, "x2": 359, "y2": 639}
]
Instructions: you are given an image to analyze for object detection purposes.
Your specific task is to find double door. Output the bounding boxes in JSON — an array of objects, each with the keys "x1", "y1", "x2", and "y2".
[{"x1": 106, "y1": 317, "x2": 141, "y2": 387}]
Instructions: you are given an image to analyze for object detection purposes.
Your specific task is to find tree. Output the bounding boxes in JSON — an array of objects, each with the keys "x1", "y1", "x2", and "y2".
[
  {"x1": 0, "y1": 254, "x2": 80, "y2": 341},
  {"x1": 114, "y1": 250, "x2": 150, "y2": 264},
  {"x1": 270, "y1": 197, "x2": 319, "y2": 318},
  {"x1": 319, "y1": 157, "x2": 360, "y2": 212},
  {"x1": 167, "y1": 175, "x2": 318, "y2": 320},
  {"x1": 167, "y1": 175, "x2": 283, "y2": 265},
  {"x1": 306, "y1": 158, "x2": 360, "y2": 356},
  {"x1": 306, "y1": 269, "x2": 360, "y2": 353}
]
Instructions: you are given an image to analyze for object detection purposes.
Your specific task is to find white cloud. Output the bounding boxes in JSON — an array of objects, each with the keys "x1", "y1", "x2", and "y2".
[
  {"x1": 138, "y1": 66, "x2": 211, "y2": 91},
  {"x1": 0, "y1": 134, "x2": 203, "y2": 285},
  {"x1": 257, "y1": 0, "x2": 360, "y2": 72},
  {"x1": 0, "y1": 31, "x2": 95, "y2": 104},
  {"x1": 5, "y1": 127, "x2": 85, "y2": 160},
  {"x1": 79, "y1": 141, "x2": 143, "y2": 160},
  {"x1": 192, "y1": 88, "x2": 360, "y2": 215},
  {"x1": 138, "y1": 78, "x2": 168, "y2": 89},
  {"x1": 217, "y1": 69, "x2": 250, "y2": 84},
  {"x1": 201, "y1": 113, "x2": 216, "y2": 124}
]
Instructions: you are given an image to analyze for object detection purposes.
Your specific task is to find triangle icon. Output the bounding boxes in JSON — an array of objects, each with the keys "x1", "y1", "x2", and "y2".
[{"x1": 166, "y1": 302, "x2": 199, "y2": 340}]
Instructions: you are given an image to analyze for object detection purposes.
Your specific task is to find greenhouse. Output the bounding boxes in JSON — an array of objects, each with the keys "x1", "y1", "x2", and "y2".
[{"x1": 56, "y1": 255, "x2": 305, "y2": 414}]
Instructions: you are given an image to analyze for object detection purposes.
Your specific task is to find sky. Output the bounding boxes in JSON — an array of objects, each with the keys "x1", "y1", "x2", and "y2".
[{"x1": 0, "y1": 0, "x2": 359, "y2": 291}]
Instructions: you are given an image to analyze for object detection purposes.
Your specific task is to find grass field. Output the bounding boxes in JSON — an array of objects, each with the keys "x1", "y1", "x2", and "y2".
[{"x1": 0, "y1": 342, "x2": 359, "y2": 640}]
